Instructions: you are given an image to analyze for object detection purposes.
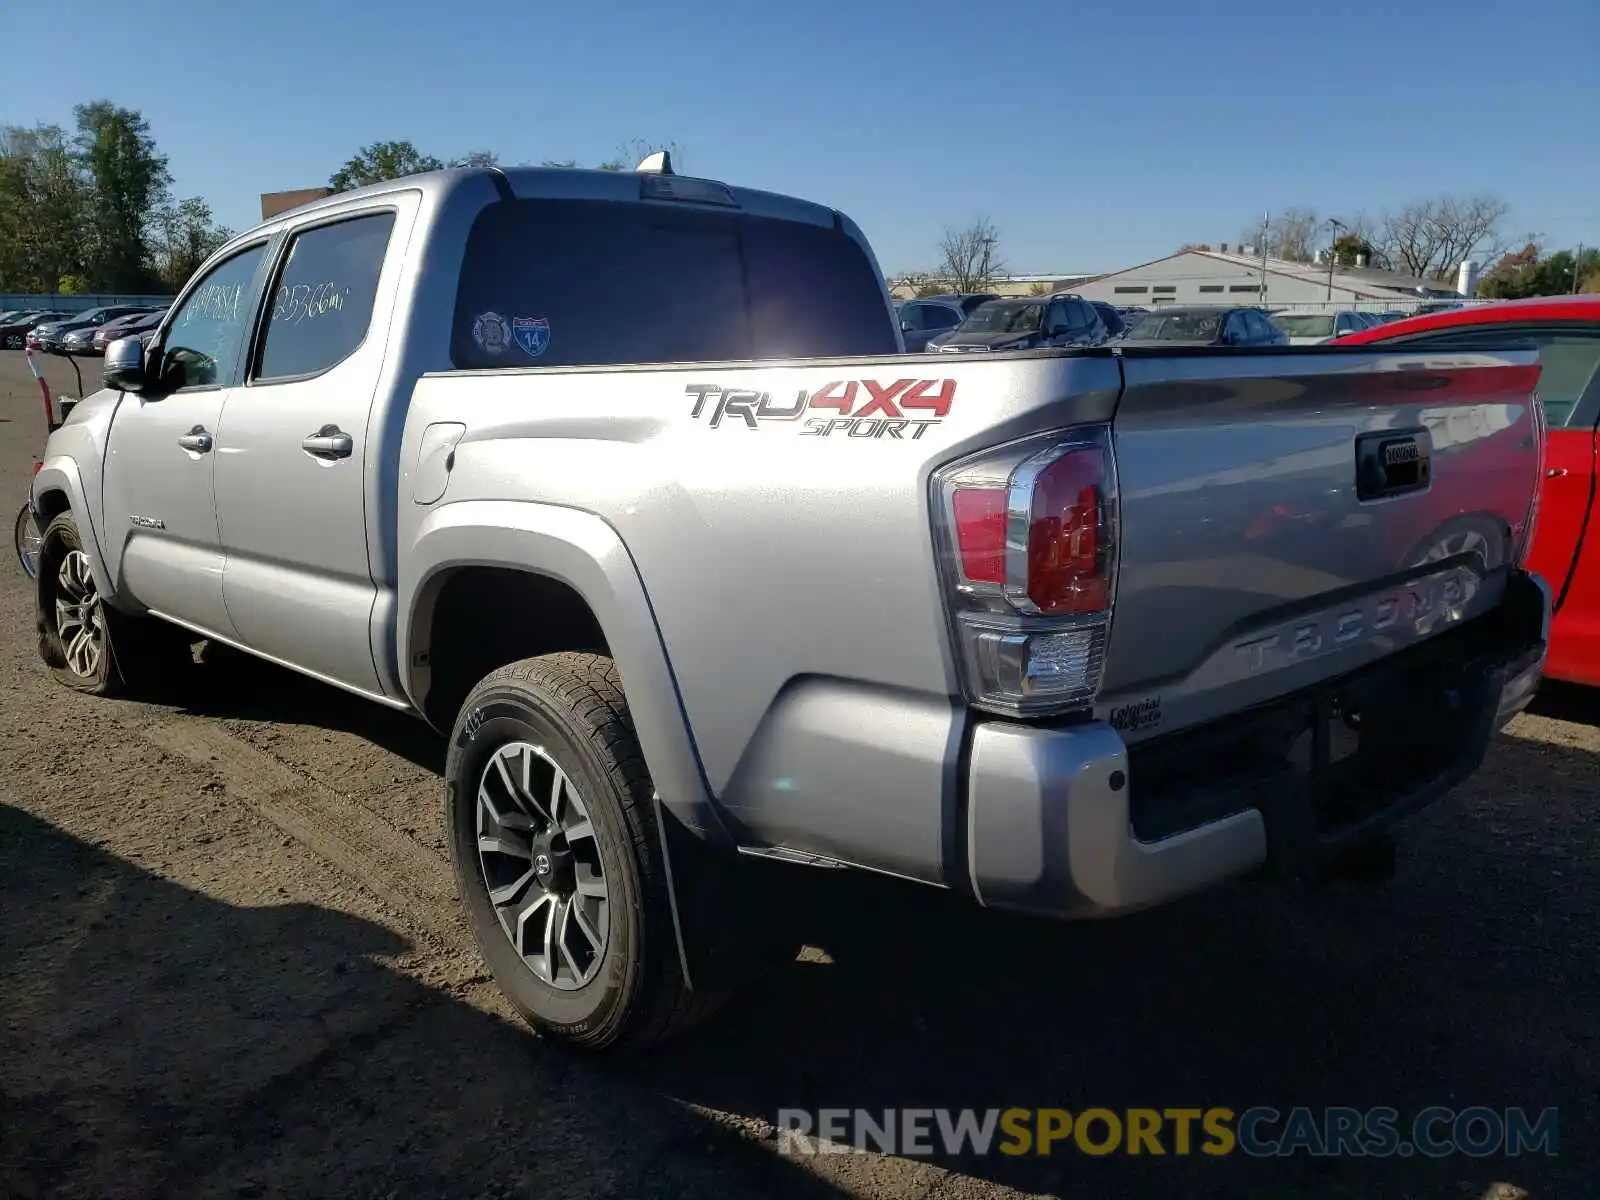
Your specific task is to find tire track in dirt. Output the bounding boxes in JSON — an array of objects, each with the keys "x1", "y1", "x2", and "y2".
[{"x1": 142, "y1": 717, "x2": 462, "y2": 943}]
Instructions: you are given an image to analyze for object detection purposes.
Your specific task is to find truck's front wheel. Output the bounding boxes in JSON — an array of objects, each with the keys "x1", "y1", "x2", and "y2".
[
  {"x1": 36, "y1": 513, "x2": 193, "y2": 697},
  {"x1": 445, "y1": 652, "x2": 715, "y2": 1052}
]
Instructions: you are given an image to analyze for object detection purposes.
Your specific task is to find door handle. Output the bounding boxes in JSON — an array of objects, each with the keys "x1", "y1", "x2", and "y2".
[
  {"x1": 301, "y1": 425, "x2": 354, "y2": 460},
  {"x1": 1547, "y1": 467, "x2": 1570, "y2": 479},
  {"x1": 177, "y1": 426, "x2": 213, "y2": 453}
]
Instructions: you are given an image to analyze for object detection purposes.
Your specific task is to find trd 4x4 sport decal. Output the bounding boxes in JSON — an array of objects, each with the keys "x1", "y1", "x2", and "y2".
[{"x1": 686, "y1": 379, "x2": 956, "y2": 439}]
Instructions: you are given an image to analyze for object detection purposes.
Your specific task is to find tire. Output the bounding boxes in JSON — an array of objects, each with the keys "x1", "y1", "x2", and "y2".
[
  {"x1": 36, "y1": 512, "x2": 192, "y2": 697},
  {"x1": 445, "y1": 652, "x2": 719, "y2": 1052},
  {"x1": 3, "y1": 334, "x2": 20, "y2": 350}
]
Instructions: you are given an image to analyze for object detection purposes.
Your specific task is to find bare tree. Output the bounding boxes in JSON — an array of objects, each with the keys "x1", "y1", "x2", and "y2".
[
  {"x1": 938, "y1": 217, "x2": 1006, "y2": 293},
  {"x1": 1274, "y1": 208, "x2": 1320, "y2": 262},
  {"x1": 1373, "y1": 196, "x2": 1510, "y2": 283},
  {"x1": 1236, "y1": 208, "x2": 1319, "y2": 261}
]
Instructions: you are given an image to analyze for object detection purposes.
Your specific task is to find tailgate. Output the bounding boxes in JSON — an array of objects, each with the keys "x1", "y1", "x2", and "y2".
[{"x1": 1097, "y1": 346, "x2": 1543, "y2": 739}]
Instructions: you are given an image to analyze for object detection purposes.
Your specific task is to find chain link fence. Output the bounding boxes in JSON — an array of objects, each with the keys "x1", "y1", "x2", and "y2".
[{"x1": 0, "y1": 293, "x2": 175, "y2": 315}]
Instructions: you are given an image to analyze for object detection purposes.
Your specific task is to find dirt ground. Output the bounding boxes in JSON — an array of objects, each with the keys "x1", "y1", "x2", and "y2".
[{"x1": 1, "y1": 349, "x2": 1595, "y2": 1199}]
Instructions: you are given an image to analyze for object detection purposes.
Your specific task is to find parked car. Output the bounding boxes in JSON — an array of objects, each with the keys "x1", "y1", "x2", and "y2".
[
  {"x1": 1273, "y1": 310, "x2": 1379, "y2": 344},
  {"x1": 1339, "y1": 294, "x2": 1600, "y2": 686},
  {"x1": 32, "y1": 305, "x2": 149, "y2": 353},
  {"x1": 1088, "y1": 300, "x2": 1128, "y2": 340},
  {"x1": 90, "y1": 308, "x2": 168, "y2": 353},
  {"x1": 29, "y1": 163, "x2": 1547, "y2": 1053},
  {"x1": 1, "y1": 310, "x2": 70, "y2": 350},
  {"x1": 1119, "y1": 305, "x2": 1288, "y2": 347},
  {"x1": 61, "y1": 327, "x2": 100, "y2": 355},
  {"x1": 1118, "y1": 307, "x2": 1150, "y2": 335},
  {"x1": 922, "y1": 291, "x2": 1001, "y2": 315},
  {"x1": 928, "y1": 293, "x2": 1107, "y2": 352},
  {"x1": 896, "y1": 297, "x2": 968, "y2": 352}
]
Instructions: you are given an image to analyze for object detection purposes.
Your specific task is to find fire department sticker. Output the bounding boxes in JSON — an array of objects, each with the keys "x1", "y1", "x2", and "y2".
[{"x1": 472, "y1": 311, "x2": 511, "y2": 356}]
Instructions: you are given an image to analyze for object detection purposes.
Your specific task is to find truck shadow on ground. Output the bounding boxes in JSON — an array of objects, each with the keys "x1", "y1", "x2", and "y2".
[
  {"x1": 641, "y1": 723, "x2": 1597, "y2": 1196},
  {"x1": 172, "y1": 641, "x2": 447, "y2": 774},
  {"x1": 152, "y1": 648, "x2": 1596, "y2": 1197},
  {"x1": 0, "y1": 805, "x2": 847, "y2": 1200}
]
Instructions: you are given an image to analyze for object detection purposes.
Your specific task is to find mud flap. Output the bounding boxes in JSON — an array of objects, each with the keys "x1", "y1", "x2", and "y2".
[{"x1": 653, "y1": 795, "x2": 796, "y2": 995}]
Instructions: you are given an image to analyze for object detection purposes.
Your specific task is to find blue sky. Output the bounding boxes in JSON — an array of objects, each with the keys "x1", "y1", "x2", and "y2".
[{"x1": 6, "y1": 0, "x2": 1598, "y2": 275}]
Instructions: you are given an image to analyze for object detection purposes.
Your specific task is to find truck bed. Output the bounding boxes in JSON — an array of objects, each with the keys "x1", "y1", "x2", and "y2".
[{"x1": 399, "y1": 342, "x2": 1541, "y2": 882}]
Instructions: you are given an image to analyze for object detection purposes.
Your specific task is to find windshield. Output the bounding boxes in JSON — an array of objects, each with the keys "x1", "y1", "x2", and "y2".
[
  {"x1": 1274, "y1": 314, "x2": 1336, "y2": 337},
  {"x1": 956, "y1": 301, "x2": 1044, "y2": 334},
  {"x1": 1127, "y1": 310, "x2": 1225, "y2": 341}
]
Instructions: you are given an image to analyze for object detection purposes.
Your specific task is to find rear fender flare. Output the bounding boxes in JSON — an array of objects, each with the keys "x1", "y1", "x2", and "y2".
[{"x1": 400, "y1": 500, "x2": 728, "y2": 848}]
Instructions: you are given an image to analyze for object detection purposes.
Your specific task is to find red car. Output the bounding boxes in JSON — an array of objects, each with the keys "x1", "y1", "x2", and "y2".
[{"x1": 1340, "y1": 296, "x2": 1600, "y2": 686}]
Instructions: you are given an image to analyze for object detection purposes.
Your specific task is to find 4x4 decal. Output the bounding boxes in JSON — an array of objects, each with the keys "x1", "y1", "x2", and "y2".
[{"x1": 686, "y1": 378, "x2": 956, "y2": 439}]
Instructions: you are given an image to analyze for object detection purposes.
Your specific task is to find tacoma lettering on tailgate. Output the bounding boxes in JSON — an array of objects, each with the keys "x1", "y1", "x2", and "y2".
[{"x1": 686, "y1": 379, "x2": 956, "y2": 439}]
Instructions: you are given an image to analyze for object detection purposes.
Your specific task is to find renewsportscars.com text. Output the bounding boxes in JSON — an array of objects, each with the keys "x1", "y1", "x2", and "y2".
[{"x1": 775, "y1": 1106, "x2": 1559, "y2": 1159}]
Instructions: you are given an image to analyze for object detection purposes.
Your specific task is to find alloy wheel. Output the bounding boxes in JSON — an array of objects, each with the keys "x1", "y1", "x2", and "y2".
[
  {"x1": 476, "y1": 741, "x2": 610, "y2": 990},
  {"x1": 15, "y1": 505, "x2": 42, "y2": 580},
  {"x1": 54, "y1": 549, "x2": 105, "y2": 677}
]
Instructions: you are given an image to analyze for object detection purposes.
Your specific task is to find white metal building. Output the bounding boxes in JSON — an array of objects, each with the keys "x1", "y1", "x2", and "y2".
[{"x1": 1072, "y1": 249, "x2": 1466, "y2": 311}]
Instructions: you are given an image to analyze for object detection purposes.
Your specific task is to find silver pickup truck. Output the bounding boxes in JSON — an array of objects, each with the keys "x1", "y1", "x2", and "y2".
[{"x1": 28, "y1": 160, "x2": 1551, "y2": 1052}]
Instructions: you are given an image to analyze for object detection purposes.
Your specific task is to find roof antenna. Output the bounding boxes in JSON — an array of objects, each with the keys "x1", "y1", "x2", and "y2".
[{"x1": 635, "y1": 150, "x2": 674, "y2": 176}]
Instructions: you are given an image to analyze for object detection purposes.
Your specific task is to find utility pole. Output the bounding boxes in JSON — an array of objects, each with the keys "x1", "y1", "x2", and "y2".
[
  {"x1": 1575, "y1": 244, "x2": 1585, "y2": 295},
  {"x1": 1326, "y1": 218, "x2": 1347, "y2": 301},
  {"x1": 1259, "y1": 212, "x2": 1270, "y2": 306}
]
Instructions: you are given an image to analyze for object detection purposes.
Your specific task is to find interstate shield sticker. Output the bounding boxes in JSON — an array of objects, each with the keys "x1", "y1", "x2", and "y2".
[{"x1": 512, "y1": 316, "x2": 551, "y2": 358}]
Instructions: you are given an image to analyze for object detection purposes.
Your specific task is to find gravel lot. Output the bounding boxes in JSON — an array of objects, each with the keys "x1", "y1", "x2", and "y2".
[{"x1": 1, "y1": 349, "x2": 1595, "y2": 1198}]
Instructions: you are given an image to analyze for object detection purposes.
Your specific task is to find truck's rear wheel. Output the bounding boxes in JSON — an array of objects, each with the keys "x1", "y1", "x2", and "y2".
[
  {"x1": 37, "y1": 512, "x2": 192, "y2": 697},
  {"x1": 445, "y1": 652, "x2": 718, "y2": 1051}
]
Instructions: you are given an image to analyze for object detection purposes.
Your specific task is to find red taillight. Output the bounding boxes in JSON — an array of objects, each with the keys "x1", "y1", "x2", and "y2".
[
  {"x1": 933, "y1": 428, "x2": 1119, "y2": 716},
  {"x1": 1027, "y1": 449, "x2": 1108, "y2": 613},
  {"x1": 952, "y1": 488, "x2": 1007, "y2": 584}
]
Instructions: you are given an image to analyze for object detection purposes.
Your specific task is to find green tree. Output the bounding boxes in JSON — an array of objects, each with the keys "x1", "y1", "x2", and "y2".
[
  {"x1": 150, "y1": 196, "x2": 233, "y2": 291},
  {"x1": 0, "y1": 124, "x2": 92, "y2": 292},
  {"x1": 330, "y1": 141, "x2": 446, "y2": 191},
  {"x1": 73, "y1": 101, "x2": 171, "y2": 291},
  {"x1": 1531, "y1": 248, "x2": 1600, "y2": 296},
  {"x1": 1330, "y1": 232, "x2": 1378, "y2": 267},
  {"x1": 451, "y1": 150, "x2": 499, "y2": 169}
]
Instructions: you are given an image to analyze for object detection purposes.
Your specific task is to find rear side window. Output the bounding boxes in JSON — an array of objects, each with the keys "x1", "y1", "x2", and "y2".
[
  {"x1": 256, "y1": 212, "x2": 396, "y2": 382},
  {"x1": 451, "y1": 199, "x2": 896, "y2": 369},
  {"x1": 1402, "y1": 328, "x2": 1600, "y2": 428}
]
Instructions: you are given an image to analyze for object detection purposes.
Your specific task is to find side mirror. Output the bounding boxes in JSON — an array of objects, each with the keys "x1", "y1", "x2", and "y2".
[
  {"x1": 103, "y1": 336, "x2": 147, "y2": 393},
  {"x1": 900, "y1": 319, "x2": 914, "y2": 333}
]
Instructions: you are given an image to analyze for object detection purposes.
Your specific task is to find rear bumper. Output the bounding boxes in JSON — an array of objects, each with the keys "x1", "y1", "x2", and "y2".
[{"x1": 966, "y1": 569, "x2": 1550, "y2": 918}]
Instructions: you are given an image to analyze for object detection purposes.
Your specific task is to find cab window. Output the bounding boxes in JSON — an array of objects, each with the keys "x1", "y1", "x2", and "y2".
[{"x1": 157, "y1": 243, "x2": 268, "y2": 391}]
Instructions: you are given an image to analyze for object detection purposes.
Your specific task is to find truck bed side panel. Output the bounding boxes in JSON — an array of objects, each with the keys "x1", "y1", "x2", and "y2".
[{"x1": 403, "y1": 354, "x2": 1121, "y2": 882}]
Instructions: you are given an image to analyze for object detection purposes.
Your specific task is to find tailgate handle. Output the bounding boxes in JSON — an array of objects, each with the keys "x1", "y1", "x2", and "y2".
[{"x1": 1355, "y1": 429, "x2": 1431, "y2": 501}]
